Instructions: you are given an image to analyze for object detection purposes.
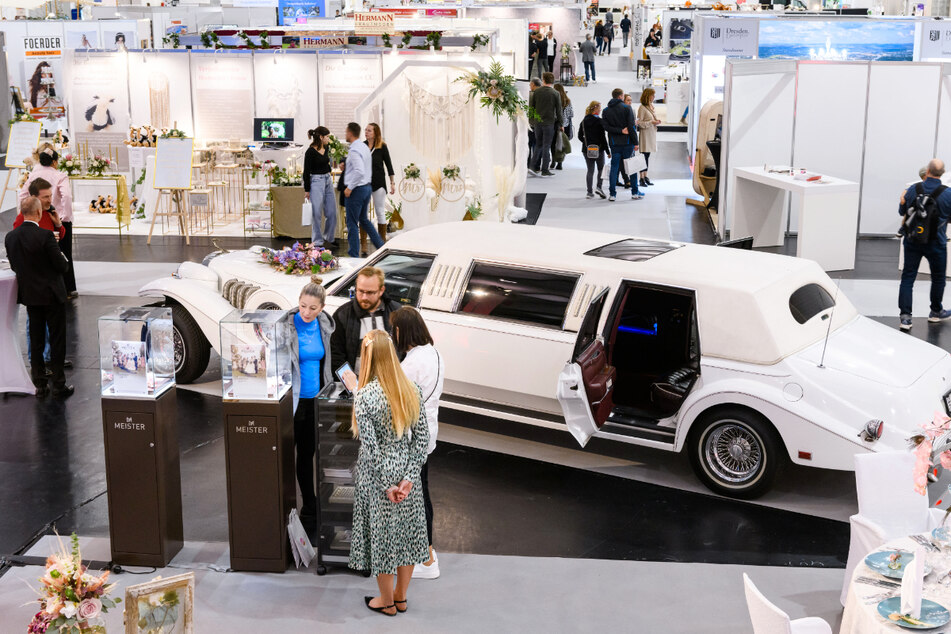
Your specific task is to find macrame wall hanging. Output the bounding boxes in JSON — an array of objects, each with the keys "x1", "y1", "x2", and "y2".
[
  {"x1": 148, "y1": 72, "x2": 170, "y2": 129},
  {"x1": 406, "y1": 75, "x2": 475, "y2": 165}
]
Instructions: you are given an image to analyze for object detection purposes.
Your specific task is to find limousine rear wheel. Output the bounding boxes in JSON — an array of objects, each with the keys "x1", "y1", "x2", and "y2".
[
  {"x1": 688, "y1": 406, "x2": 784, "y2": 500},
  {"x1": 170, "y1": 303, "x2": 210, "y2": 385}
]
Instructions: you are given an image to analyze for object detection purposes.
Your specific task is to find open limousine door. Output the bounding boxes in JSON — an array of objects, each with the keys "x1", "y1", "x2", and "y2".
[{"x1": 556, "y1": 290, "x2": 616, "y2": 447}]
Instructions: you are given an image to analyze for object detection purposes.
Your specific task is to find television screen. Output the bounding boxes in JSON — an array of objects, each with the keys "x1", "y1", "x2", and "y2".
[{"x1": 254, "y1": 118, "x2": 294, "y2": 142}]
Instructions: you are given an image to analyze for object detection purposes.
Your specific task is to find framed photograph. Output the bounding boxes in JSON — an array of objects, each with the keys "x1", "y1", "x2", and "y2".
[
  {"x1": 112, "y1": 340, "x2": 147, "y2": 395},
  {"x1": 124, "y1": 572, "x2": 194, "y2": 633},
  {"x1": 230, "y1": 343, "x2": 267, "y2": 399}
]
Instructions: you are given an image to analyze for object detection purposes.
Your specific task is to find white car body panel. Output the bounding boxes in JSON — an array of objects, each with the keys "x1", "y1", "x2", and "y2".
[{"x1": 139, "y1": 224, "x2": 951, "y2": 475}]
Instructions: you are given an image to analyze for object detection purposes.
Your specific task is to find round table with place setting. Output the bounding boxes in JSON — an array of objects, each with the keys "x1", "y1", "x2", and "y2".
[{"x1": 841, "y1": 532, "x2": 951, "y2": 632}]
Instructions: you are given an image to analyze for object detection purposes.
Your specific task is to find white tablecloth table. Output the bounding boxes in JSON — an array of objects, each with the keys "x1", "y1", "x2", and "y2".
[
  {"x1": 0, "y1": 269, "x2": 35, "y2": 395},
  {"x1": 729, "y1": 166, "x2": 860, "y2": 271},
  {"x1": 841, "y1": 535, "x2": 951, "y2": 633}
]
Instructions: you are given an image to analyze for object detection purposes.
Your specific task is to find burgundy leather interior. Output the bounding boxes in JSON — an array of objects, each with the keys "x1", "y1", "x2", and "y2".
[{"x1": 576, "y1": 340, "x2": 616, "y2": 427}]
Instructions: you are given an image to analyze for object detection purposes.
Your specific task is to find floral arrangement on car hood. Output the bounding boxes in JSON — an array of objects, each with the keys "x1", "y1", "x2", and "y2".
[
  {"x1": 261, "y1": 242, "x2": 337, "y2": 275},
  {"x1": 28, "y1": 533, "x2": 121, "y2": 633},
  {"x1": 457, "y1": 59, "x2": 529, "y2": 124},
  {"x1": 910, "y1": 413, "x2": 951, "y2": 496}
]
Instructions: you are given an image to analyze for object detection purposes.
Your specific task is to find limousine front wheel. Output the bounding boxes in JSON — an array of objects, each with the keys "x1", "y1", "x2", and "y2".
[
  {"x1": 170, "y1": 303, "x2": 211, "y2": 385},
  {"x1": 688, "y1": 407, "x2": 784, "y2": 500}
]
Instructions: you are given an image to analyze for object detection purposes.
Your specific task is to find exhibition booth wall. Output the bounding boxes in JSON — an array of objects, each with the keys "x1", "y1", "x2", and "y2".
[
  {"x1": 719, "y1": 58, "x2": 951, "y2": 237},
  {"x1": 688, "y1": 13, "x2": 951, "y2": 154}
]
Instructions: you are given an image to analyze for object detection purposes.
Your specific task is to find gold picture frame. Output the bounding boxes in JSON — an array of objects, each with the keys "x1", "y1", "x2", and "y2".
[{"x1": 123, "y1": 572, "x2": 195, "y2": 633}]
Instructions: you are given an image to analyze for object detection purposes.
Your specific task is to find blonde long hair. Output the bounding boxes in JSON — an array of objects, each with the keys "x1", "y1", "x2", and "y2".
[{"x1": 352, "y1": 330, "x2": 420, "y2": 439}]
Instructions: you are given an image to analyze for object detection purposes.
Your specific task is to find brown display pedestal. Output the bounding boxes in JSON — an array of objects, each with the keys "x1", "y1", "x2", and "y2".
[
  {"x1": 101, "y1": 388, "x2": 183, "y2": 567},
  {"x1": 223, "y1": 391, "x2": 295, "y2": 573}
]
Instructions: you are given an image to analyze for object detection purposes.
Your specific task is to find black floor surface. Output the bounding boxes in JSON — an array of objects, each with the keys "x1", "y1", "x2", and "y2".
[{"x1": 0, "y1": 293, "x2": 856, "y2": 571}]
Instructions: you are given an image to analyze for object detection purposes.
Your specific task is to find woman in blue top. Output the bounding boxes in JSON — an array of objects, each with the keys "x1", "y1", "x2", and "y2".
[{"x1": 292, "y1": 280, "x2": 335, "y2": 532}]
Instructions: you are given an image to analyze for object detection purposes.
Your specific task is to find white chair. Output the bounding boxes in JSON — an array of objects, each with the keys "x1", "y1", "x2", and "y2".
[
  {"x1": 743, "y1": 573, "x2": 833, "y2": 634},
  {"x1": 840, "y1": 451, "x2": 947, "y2": 605}
]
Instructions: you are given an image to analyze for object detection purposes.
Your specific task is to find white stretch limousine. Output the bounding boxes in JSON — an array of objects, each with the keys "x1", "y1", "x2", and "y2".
[{"x1": 140, "y1": 223, "x2": 951, "y2": 498}]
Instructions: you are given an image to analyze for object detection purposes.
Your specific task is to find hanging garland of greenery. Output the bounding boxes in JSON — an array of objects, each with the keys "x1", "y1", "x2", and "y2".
[
  {"x1": 162, "y1": 32, "x2": 181, "y2": 49},
  {"x1": 471, "y1": 34, "x2": 490, "y2": 51}
]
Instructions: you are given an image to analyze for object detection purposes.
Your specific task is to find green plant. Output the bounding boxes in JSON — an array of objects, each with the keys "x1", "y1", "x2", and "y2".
[
  {"x1": 162, "y1": 32, "x2": 181, "y2": 49},
  {"x1": 442, "y1": 164, "x2": 460, "y2": 180},
  {"x1": 327, "y1": 135, "x2": 349, "y2": 164},
  {"x1": 237, "y1": 31, "x2": 256, "y2": 49},
  {"x1": 260, "y1": 30, "x2": 270, "y2": 48},
  {"x1": 400, "y1": 32, "x2": 413, "y2": 48},
  {"x1": 385, "y1": 197, "x2": 401, "y2": 221},
  {"x1": 160, "y1": 128, "x2": 187, "y2": 139},
  {"x1": 425, "y1": 31, "x2": 442, "y2": 49},
  {"x1": 9, "y1": 112, "x2": 37, "y2": 125},
  {"x1": 465, "y1": 197, "x2": 483, "y2": 220},
  {"x1": 471, "y1": 33, "x2": 490, "y2": 51},
  {"x1": 200, "y1": 30, "x2": 221, "y2": 49},
  {"x1": 381, "y1": 33, "x2": 393, "y2": 48},
  {"x1": 526, "y1": 105, "x2": 542, "y2": 123},
  {"x1": 131, "y1": 168, "x2": 146, "y2": 195}
]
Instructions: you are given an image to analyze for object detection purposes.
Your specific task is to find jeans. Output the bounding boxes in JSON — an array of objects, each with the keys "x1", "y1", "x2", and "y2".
[
  {"x1": 27, "y1": 303, "x2": 65, "y2": 390},
  {"x1": 585, "y1": 152, "x2": 605, "y2": 194},
  {"x1": 294, "y1": 396, "x2": 318, "y2": 521},
  {"x1": 344, "y1": 184, "x2": 382, "y2": 258},
  {"x1": 584, "y1": 61, "x2": 596, "y2": 81},
  {"x1": 609, "y1": 143, "x2": 640, "y2": 197},
  {"x1": 531, "y1": 124, "x2": 555, "y2": 173},
  {"x1": 605, "y1": 37, "x2": 613, "y2": 55},
  {"x1": 26, "y1": 316, "x2": 51, "y2": 364},
  {"x1": 309, "y1": 174, "x2": 336, "y2": 247},
  {"x1": 622, "y1": 31, "x2": 629, "y2": 47},
  {"x1": 537, "y1": 57, "x2": 549, "y2": 75},
  {"x1": 899, "y1": 239, "x2": 947, "y2": 315},
  {"x1": 596, "y1": 36, "x2": 604, "y2": 54}
]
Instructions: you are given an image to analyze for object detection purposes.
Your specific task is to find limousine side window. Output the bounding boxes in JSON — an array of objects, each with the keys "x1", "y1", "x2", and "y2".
[
  {"x1": 333, "y1": 252, "x2": 436, "y2": 307},
  {"x1": 458, "y1": 263, "x2": 578, "y2": 328}
]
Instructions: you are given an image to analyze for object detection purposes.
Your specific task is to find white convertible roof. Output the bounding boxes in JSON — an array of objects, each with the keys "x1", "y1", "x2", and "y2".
[{"x1": 390, "y1": 223, "x2": 858, "y2": 365}]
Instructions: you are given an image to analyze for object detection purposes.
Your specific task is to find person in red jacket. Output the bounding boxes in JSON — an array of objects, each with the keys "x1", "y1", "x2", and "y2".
[{"x1": 13, "y1": 178, "x2": 65, "y2": 241}]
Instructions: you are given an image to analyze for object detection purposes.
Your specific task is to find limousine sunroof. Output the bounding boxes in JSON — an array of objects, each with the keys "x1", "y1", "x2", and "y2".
[{"x1": 584, "y1": 239, "x2": 682, "y2": 262}]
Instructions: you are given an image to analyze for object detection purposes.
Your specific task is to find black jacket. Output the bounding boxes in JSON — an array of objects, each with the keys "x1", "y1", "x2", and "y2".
[
  {"x1": 578, "y1": 114, "x2": 610, "y2": 153},
  {"x1": 620, "y1": 17, "x2": 631, "y2": 32},
  {"x1": 601, "y1": 98, "x2": 638, "y2": 147},
  {"x1": 366, "y1": 141, "x2": 395, "y2": 192},
  {"x1": 3, "y1": 221, "x2": 68, "y2": 306},
  {"x1": 594, "y1": 23, "x2": 604, "y2": 38},
  {"x1": 329, "y1": 296, "x2": 402, "y2": 369}
]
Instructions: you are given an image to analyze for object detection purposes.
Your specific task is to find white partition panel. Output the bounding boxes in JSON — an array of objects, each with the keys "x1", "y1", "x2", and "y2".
[
  {"x1": 936, "y1": 65, "x2": 951, "y2": 161},
  {"x1": 721, "y1": 60, "x2": 797, "y2": 236},
  {"x1": 790, "y1": 62, "x2": 868, "y2": 233},
  {"x1": 860, "y1": 64, "x2": 941, "y2": 235}
]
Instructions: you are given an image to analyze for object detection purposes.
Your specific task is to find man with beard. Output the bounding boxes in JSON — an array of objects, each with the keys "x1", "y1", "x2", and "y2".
[{"x1": 330, "y1": 266, "x2": 402, "y2": 372}]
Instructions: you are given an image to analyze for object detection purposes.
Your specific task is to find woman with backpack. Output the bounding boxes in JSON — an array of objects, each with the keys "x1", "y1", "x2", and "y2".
[{"x1": 577, "y1": 100, "x2": 610, "y2": 199}]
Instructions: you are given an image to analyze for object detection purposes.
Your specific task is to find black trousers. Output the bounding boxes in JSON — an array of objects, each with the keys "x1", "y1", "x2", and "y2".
[
  {"x1": 421, "y1": 460, "x2": 433, "y2": 545},
  {"x1": 27, "y1": 303, "x2": 66, "y2": 389},
  {"x1": 294, "y1": 396, "x2": 318, "y2": 520},
  {"x1": 60, "y1": 221, "x2": 76, "y2": 294}
]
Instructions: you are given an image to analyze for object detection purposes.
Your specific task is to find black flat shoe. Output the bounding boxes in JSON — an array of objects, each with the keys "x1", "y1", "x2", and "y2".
[
  {"x1": 394, "y1": 599, "x2": 407, "y2": 613},
  {"x1": 64, "y1": 360, "x2": 73, "y2": 369},
  {"x1": 52, "y1": 385, "x2": 74, "y2": 400},
  {"x1": 364, "y1": 596, "x2": 396, "y2": 616}
]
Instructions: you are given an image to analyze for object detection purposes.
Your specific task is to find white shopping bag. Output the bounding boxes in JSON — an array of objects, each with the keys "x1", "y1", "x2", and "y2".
[
  {"x1": 301, "y1": 201, "x2": 312, "y2": 226},
  {"x1": 624, "y1": 153, "x2": 647, "y2": 174},
  {"x1": 287, "y1": 509, "x2": 316, "y2": 568}
]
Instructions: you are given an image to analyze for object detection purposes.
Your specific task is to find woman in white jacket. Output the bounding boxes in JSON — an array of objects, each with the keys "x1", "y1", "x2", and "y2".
[{"x1": 391, "y1": 306, "x2": 445, "y2": 581}]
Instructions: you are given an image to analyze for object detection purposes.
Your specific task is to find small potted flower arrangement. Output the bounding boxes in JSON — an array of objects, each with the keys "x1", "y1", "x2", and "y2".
[
  {"x1": 28, "y1": 533, "x2": 121, "y2": 633},
  {"x1": 260, "y1": 241, "x2": 338, "y2": 275},
  {"x1": 86, "y1": 155, "x2": 111, "y2": 177},
  {"x1": 58, "y1": 154, "x2": 81, "y2": 176}
]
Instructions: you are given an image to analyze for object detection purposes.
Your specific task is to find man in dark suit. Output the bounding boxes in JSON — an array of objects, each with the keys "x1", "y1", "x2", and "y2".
[{"x1": 4, "y1": 196, "x2": 73, "y2": 399}]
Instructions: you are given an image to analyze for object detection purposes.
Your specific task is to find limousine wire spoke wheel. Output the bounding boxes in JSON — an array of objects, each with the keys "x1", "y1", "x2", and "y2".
[
  {"x1": 169, "y1": 304, "x2": 211, "y2": 385},
  {"x1": 688, "y1": 406, "x2": 785, "y2": 499}
]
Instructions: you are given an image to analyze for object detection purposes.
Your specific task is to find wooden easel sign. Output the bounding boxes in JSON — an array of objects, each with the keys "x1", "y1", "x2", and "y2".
[
  {"x1": 153, "y1": 137, "x2": 194, "y2": 189},
  {"x1": 5, "y1": 121, "x2": 42, "y2": 168}
]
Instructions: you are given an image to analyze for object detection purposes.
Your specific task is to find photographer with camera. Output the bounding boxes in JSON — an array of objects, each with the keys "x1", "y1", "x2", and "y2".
[{"x1": 898, "y1": 158, "x2": 951, "y2": 331}]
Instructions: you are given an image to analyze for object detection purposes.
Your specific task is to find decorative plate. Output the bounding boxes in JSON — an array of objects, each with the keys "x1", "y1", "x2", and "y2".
[
  {"x1": 865, "y1": 550, "x2": 933, "y2": 580},
  {"x1": 876, "y1": 597, "x2": 951, "y2": 629}
]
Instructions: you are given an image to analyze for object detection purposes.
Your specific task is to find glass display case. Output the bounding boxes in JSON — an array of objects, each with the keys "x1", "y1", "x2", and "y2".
[
  {"x1": 220, "y1": 309, "x2": 292, "y2": 401},
  {"x1": 98, "y1": 306, "x2": 175, "y2": 398}
]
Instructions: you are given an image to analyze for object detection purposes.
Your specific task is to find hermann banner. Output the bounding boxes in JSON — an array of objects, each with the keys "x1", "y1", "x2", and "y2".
[
  {"x1": 702, "y1": 18, "x2": 759, "y2": 58},
  {"x1": 354, "y1": 12, "x2": 394, "y2": 36}
]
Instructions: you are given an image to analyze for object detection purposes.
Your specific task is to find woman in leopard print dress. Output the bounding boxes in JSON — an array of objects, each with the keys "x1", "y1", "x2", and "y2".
[{"x1": 349, "y1": 329, "x2": 430, "y2": 616}]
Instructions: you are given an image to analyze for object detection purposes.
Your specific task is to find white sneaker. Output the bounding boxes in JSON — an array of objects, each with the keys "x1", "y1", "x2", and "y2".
[{"x1": 412, "y1": 550, "x2": 440, "y2": 579}]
